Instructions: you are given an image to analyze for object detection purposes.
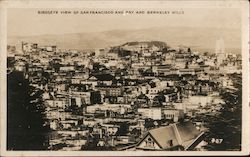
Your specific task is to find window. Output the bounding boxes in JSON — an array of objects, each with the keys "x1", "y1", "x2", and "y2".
[
  {"x1": 145, "y1": 137, "x2": 155, "y2": 148},
  {"x1": 168, "y1": 140, "x2": 173, "y2": 147}
]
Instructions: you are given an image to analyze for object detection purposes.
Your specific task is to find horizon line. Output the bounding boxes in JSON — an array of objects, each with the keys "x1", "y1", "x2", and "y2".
[{"x1": 8, "y1": 25, "x2": 241, "y2": 38}]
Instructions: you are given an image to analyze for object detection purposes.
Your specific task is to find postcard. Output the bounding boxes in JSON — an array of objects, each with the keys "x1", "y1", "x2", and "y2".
[{"x1": 0, "y1": 0, "x2": 249, "y2": 156}]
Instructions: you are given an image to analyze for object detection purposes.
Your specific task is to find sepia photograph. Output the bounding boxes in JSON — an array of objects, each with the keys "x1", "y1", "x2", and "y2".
[{"x1": 0, "y1": 0, "x2": 249, "y2": 156}]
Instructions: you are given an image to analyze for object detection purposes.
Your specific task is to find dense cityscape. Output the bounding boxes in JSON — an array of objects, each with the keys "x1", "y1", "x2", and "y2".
[{"x1": 7, "y1": 40, "x2": 242, "y2": 151}]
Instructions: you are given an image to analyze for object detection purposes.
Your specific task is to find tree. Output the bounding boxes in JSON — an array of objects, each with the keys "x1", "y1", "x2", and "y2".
[
  {"x1": 49, "y1": 61, "x2": 61, "y2": 72},
  {"x1": 131, "y1": 128, "x2": 141, "y2": 139},
  {"x1": 153, "y1": 94, "x2": 165, "y2": 106},
  {"x1": 116, "y1": 122, "x2": 129, "y2": 136},
  {"x1": 7, "y1": 71, "x2": 49, "y2": 150},
  {"x1": 204, "y1": 74, "x2": 241, "y2": 151}
]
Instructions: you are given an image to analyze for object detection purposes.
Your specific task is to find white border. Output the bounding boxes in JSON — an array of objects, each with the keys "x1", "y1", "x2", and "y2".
[{"x1": 0, "y1": 0, "x2": 249, "y2": 156}]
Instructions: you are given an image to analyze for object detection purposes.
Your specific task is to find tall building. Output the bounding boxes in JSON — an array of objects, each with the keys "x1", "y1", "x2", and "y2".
[
  {"x1": 21, "y1": 42, "x2": 38, "y2": 53},
  {"x1": 215, "y1": 38, "x2": 225, "y2": 65}
]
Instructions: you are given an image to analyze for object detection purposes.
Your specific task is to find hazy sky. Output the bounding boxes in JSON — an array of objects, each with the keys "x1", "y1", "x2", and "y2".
[{"x1": 8, "y1": 8, "x2": 241, "y2": 37}]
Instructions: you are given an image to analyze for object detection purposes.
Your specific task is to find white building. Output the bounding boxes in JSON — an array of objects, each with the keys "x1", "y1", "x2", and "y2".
[
  {"x1": 86, "y1": 104, "x2": 132, "y2": 115},
  {"x1": 138, "y1": 108, "x2": 162, "y2": 120},
  {"x1": 45, "y1": 99, "x2": 68, "y2": 108},
  {"x1": 162, "y1": 109, "x2": 184, "y2": 122},
  {"x1": 215, "y1": 38, "x2": 225, "y2": 65},
  {"x1": 59, "y1": 66, "x2": 75, "y2": 71}
]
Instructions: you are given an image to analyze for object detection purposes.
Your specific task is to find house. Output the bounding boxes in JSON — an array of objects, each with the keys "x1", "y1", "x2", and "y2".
[
  {"x1": 69, "y1": 97, "x2": 83, "y2": 107},
  {"x1": 60, "y1": 119, "x2": 78, "y2": 129},
  {"x1": 81, "y1": 76, "x2": 98, "y2": 87},
  {"x1": 83, "y1": 118, "x2": 98, "y2": 127},
  {"x1": 164, "y1": 92, "x2": 178, "y2": 103},
  {"x1": 50, "y1": 119, "x2": 59, "y2": 130},
  {"x1": 55, "y1": 84, "x2": 66, "y2": 92},
  {"x1": 59, "y1": 66, "x2": 75, "y2": 72},
  {"x1": 39, "y1": 45, "x2": 57, "y2": 52},
  {"x1": 136, "y1": 122, "x2": 205, "y2": 150},
  {"x1": 22, "y1": 42, "x2": 38, "y2": 53},
  {"x1": 155, "y1": 65, "x2": 172, "y2": 76},
  {"x1": 14, "y1": 61, "x2": 26, "y2": 71},
  {"x1": 46, "y1": 109, "x2": 72, "y2": 121},
  {"x1": 45, "y1": 98, "x2": 68, "y2": 108},
  {"x1": 138, "y1": 108, "x2": 162, "y2": 120},
  {"x1": 86, "y1": 104, "x2": 132, "y2": 115},
  {"x1": 69, "y1": 90, "x2": 101, "y2": 105},
  {"x1": 162, "y1": 109, "x2": 184, "y2": 122},
  {"x1": 96, "y1": 85, "x2": 124, "y2": 97},
  {"x1": 102, "y1": 123, "x2": 120, "y2": 136}
]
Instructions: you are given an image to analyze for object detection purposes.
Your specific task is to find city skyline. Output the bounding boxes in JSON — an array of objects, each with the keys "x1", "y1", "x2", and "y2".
[{"x1": 7, "y1": 39, "x2": 242, "y2": 151}]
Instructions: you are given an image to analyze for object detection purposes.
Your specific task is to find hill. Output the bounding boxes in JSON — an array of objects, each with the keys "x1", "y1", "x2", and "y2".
[{"x1": 8, "y1": 26, "x2": 241, "y2": 53}]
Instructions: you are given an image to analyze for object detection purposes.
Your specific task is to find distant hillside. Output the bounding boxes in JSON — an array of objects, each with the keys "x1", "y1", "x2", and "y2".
[
  {"x1": 8, "y1": 26, "x2": 241, "y2": 53},
  {"x1": 121, "y1": 41, "x2": 167, "y2": 48}
]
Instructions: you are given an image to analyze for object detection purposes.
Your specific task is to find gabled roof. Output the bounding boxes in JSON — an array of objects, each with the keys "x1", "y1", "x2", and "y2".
[
  {"x1": 148, "y1": 125, "x2": 179, "y2": 149},
  {"x1": 137, "y1": 121, "x2": 204, "y2": 150},
  {"x1": 88, "y1": 76, "x2": 98, "y2": 81},
  {"x1": 175, "y1": 122, "x2": 203, "y2": 149}
]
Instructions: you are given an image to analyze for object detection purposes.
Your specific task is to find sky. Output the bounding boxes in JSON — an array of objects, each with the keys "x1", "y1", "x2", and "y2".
[{"x1": 7, "y1": 7, "x2": 241, "y2": 37}]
